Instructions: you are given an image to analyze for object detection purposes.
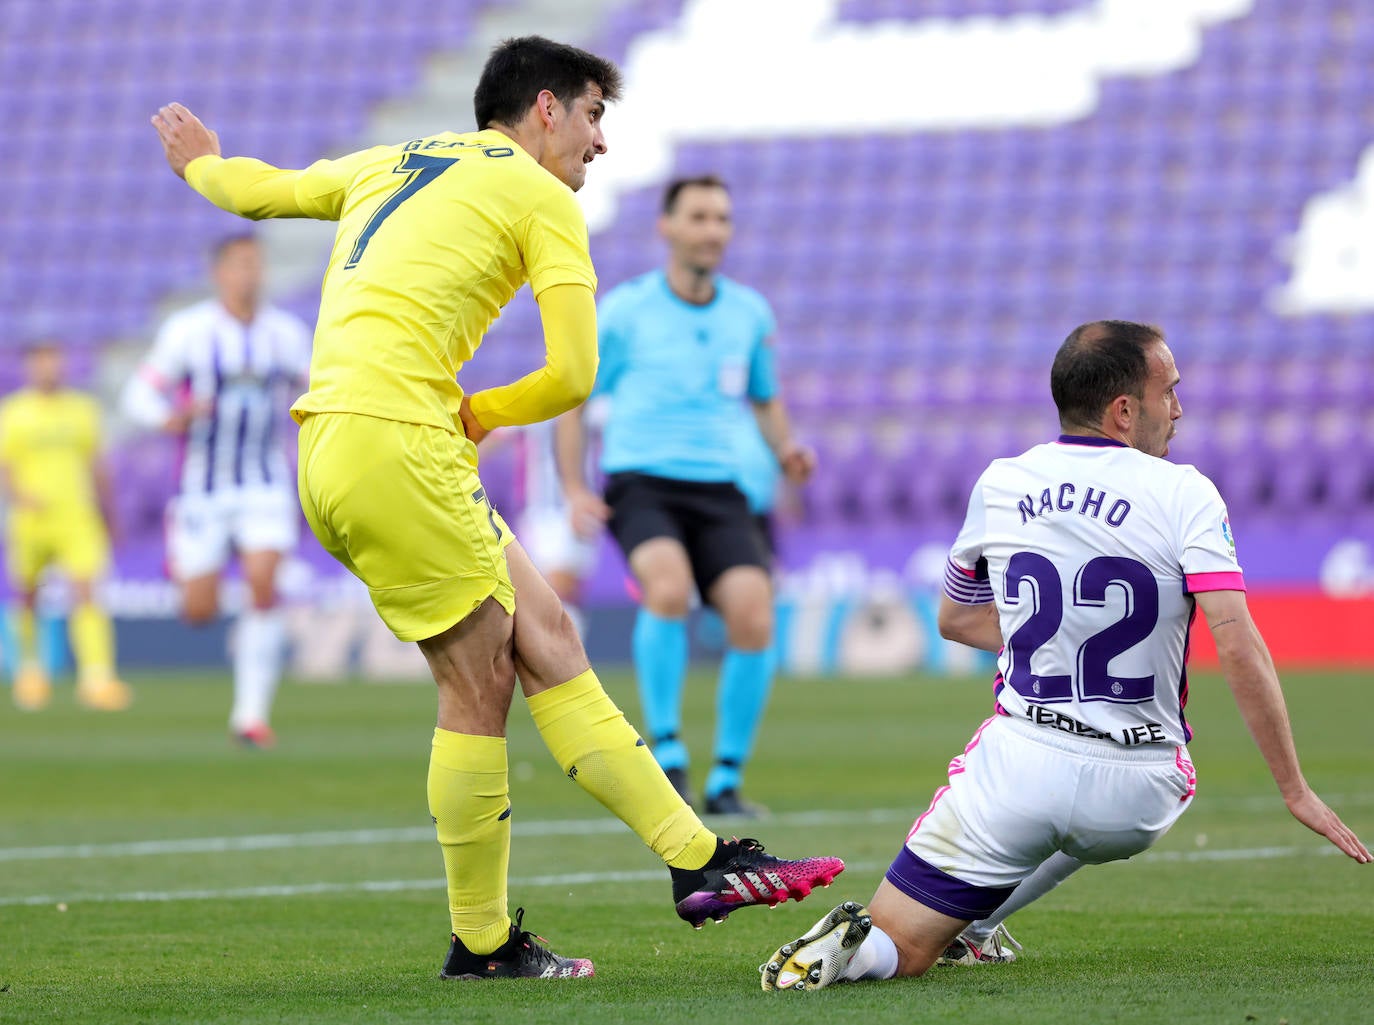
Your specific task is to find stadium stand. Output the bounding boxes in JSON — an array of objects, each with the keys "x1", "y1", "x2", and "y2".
[{"x1": 2, "y1": 0, "x2": 1372, "y2": 588}]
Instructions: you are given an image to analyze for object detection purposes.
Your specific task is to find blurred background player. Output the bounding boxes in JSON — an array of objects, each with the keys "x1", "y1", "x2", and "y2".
[
  {"x1": 121, "y1": 235, "x2": 311, "y2": 747},
  {"x1": 735, "y1": 407, "x2": 783, "y2": 563},
  {"x1": 511, "y1": 398, "x2": 608, "y2": 638},
  {"x1": 696, "y1": 413, "x2": 783, "y2": 654},
  {"x1": 0, "y1": 341, "x2": 130, "y2": 711},
  {"x1": 559, "y1": 174, "x2": 814, "y2": 815}
]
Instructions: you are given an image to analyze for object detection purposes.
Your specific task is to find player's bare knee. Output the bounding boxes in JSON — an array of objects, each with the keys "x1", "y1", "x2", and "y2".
[
  {"x1": 725, "y1": 605, "x2": 773, "y2": 650},
  {"x1": 642, "y1": 578, "x2": 692, "y2": 618},
  {"x1": 247, "y1": 584, "x2": 278, "y2": 611},
  {"x1": 182, "y1": 596, "x2": 218, "y2": 624}
]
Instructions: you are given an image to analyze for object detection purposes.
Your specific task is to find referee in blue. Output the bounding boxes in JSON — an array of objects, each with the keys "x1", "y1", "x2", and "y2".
[{"x1": 559, "y1": 174, "x2": 813, "y2": 816}]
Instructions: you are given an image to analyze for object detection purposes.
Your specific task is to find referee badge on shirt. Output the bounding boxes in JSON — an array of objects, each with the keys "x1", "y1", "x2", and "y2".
[{"x1": 717, "y1": 359, "x2": 747, "y2": 398}]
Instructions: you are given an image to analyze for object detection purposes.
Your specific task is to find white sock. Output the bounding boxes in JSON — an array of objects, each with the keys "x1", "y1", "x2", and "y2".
[
  {"x1": 230, "y1": 608, "x2": 286, "y2": 730},
  {"x1": 963, "y1": 851, "x2": 1084, "y2": 943},
  {"x1": 843, "y1": 924, "x2": 899, "y2": 981}
]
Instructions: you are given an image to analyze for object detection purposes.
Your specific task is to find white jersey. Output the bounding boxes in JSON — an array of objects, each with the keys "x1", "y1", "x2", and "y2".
[
  {"x1": 123, "y1": 299, "x2": 311, "y2": 495},
  {"x1": 516, "y1": 418, "x2": 565, "y2": 514},
  {"x1": 514, "y1": 395, "x2": 608, "y2": 514},
  {"x1": 944, "y1": 435, "x2": 1244, "y2": 747}
]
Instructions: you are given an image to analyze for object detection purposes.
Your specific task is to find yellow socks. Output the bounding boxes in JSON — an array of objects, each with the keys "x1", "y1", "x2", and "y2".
[
  {"x1": 68, "y1": 603, "x2": 116, "y2": 684},
  {"x1": 428, "y1": 729, "x2": 513, "y2": 955},
  {"x1": 527, "y1": 669, "x2": 718, "y2": 870}
]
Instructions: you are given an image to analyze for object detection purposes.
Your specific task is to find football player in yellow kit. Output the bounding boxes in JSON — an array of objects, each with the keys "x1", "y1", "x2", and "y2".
[
  {"x1": 151, "y1": 36, "x2": 842, "y2": 980},
  {"x1": 0, "y1": 341, "x2": 130, "y2": 711}
]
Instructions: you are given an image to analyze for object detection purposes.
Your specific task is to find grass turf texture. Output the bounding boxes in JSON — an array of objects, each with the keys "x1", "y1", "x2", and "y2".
[{"x1": 3, "y1": 668, "x2": 1371, "y2": 1025}]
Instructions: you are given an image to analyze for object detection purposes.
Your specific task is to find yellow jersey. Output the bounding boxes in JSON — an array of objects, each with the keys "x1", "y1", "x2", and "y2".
[
  {"x1": 0, "y1": 388, "x2": 103, "y2": 517},
  {"x1": 186, "y1": 130, "x2": 598, "y2": 433}
]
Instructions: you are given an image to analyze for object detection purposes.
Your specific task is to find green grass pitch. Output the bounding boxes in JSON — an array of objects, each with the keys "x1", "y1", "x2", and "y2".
[{"x1": 3, "y1": 666, "x2": 1371, "y2": 1024}]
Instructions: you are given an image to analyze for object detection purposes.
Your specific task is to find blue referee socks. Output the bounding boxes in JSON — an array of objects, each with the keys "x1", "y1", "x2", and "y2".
[
  {"x1": 632, "y1": 608, "x2": 689, "y2": 771},
  {"x1": 706, "y1": 647, "x2": 776, "y2": 800}
]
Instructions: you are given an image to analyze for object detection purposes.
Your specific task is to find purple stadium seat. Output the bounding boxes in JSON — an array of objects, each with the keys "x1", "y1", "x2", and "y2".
[{"x1": 2, "y1": 0, "x2": 1373, "y2": 560}]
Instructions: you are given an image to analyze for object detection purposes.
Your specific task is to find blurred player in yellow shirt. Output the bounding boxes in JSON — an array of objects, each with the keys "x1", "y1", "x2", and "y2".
[
  {"x1": 0, "y1": 341, "x2": 131, "y2": 711},
  {"x1": 151, "y1": 35, "x2": 842, "y2": 980}
]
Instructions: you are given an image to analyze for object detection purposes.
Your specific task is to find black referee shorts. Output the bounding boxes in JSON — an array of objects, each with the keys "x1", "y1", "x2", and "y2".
[{"x1": 604, "y1": 472, "x2": 771, "y2": 598}]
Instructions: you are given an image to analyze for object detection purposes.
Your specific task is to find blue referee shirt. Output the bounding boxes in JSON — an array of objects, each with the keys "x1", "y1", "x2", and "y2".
[
  {"x1": 595, "y1": 270, "x2": 778, "y2": 484},
  {"x1": 734, "y1": 412, "x2": 781, "y2": 514}
]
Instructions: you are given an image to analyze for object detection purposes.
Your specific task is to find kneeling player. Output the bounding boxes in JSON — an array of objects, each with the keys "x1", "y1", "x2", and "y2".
[{"x1": 760, "y1": 321, "x2": 1369, "y2": 992}]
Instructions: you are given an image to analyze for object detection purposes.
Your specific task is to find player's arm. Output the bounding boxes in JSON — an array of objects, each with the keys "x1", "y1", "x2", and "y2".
[
  {"x1": 937, "y1": 595, "x2": 1002, "y2": 653},
  {"x1": 92, "y1": 457, "x2": 118, "y2": 539},
  {"x1": 554, "y1": 406, "x2": 609, "y2": 538},
  {"x1": 750, "y1": 394, "x2": 814, "y2": 484},
  {"x1": 121, "y1": 372, "x2": 206, "y2": 434},
  {"x1": 0, "y1": 408, "x2": 38, "y2": 512},
  {"x1": 745, "y1": 330, "x2": 814, "y2": 483},
  {"x1": 153, "y1": 102, "x2": 361, "y2": 221},
  {"x1": 1196, "y1": 588, "x2": 1370, "y2": 863},
  {"x1": 462, "y1": 283, "x2": 599, "y2": 440},
  {"x1": 81, "y1": 403, "x2": 119, "y2": 536},
  {"x1": 938, "y1": 476, "x2": 1001, "y2": 651},
  {"x1": 0, "y1": 462, "x2": 26, "y2": 512},
  {"x1": 554, "y1": 284, "x2": 627, "y2": 535},
  {"x1": 120, "y1": 324, "x2": 206, "y2": 434}
]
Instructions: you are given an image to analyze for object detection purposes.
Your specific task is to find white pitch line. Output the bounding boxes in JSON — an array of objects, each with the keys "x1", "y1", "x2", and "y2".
[
  {"x1": 1144, "y1": 844, "x2": 1346, "y2": 863},
  {"x1": 6, "y1": 791, "x2": 1369, "y2": 864},
  {"x1": 0, "y1": 808, "x2": 912, "y2": 864},
  {"x1": 0, "y1": 843, "x2": 1349, "y2": 909}
]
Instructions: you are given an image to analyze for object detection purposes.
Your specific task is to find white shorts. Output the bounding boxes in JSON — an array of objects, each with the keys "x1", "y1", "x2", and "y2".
[
  {"x1": 891, "y1": 714, "x2": 1196, "y2": 920},
  {"x1": 167, "y1": 487, "x2": 300, "y2": 580},
  {"x1": 517, "y1": 505, "x2": 597, "y2": 580}
]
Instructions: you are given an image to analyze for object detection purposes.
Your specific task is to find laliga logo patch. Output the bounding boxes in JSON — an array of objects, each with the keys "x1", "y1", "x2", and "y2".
[{"x1": 1221, "y1": 515, "x2": 1235, "y2": 557}]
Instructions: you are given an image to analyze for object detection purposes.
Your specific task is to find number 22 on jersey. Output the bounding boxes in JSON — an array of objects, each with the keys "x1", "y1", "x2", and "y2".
[{"x1": 1003, "y1": 553, "x2": 1159, "y2": 705}]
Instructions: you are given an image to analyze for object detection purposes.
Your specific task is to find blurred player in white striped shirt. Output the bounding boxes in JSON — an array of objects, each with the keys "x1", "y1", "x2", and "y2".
[
  {"x1": 122, "y1": 235, "x2": 311, "y2": 746},
  {"x1": 512, "y1": 398, "x2": 607, "y2": 637}
]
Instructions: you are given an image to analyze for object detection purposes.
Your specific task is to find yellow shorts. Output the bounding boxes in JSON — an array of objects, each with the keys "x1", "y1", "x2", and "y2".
[
  {"x1": 296, "y1": 412, "x2": 515, "y2": 642},
  {"x1": 6, "y1": 509, "x2": 110, "y2": 588}
]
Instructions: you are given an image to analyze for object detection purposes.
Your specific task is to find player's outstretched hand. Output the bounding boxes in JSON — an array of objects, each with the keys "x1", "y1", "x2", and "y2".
[
  {"x1": 779, "y1": 440, "x2": 817, "y2": 484},
  {"x1": 151, "y1": 102, "x2": 220, "y2": 179},
  {"x1": 163, "y1": 397, "x2": 214, "y2": 435},
  {"x1": 1285, "y1": 788, "x2": 1371, "y2": 863},
  {"x1": 567, "y1": 487, "x2": 610, "y2": 539}
]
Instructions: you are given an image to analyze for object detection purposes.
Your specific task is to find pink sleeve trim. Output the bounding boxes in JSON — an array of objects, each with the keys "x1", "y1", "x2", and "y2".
[
  {"x1": 1185, "y1": 571, "x2": 1246, "y2": 593},
  {"x1": 950, "y1": 562, "x2": 977, "y2": 578}
]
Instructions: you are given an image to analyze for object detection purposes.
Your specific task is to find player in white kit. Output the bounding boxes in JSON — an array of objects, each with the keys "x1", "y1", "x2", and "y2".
[
  {"x1": 122, "y1": 234, "x2": 311, "y2": 747},
  {"x1": 513, "y1": 400, "x2": 606, "y2": 637},
  {"x1": 761, "y1": 321, "x2": 1369, "y2": 992}
]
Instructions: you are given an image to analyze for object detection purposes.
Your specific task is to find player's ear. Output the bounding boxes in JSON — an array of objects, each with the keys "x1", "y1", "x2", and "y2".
[
  {"x1": 1109, "y1": 394, "x2": 1133, "y2": 432},
  {"x1": 536, "y1": 89, "x2": 559, "y2": 130}
]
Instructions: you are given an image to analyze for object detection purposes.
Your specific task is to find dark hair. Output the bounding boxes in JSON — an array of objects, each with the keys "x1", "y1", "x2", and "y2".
[
  {"x1": 210, "y1": 233, "x2": 258, "y2": 263},
  {"x1": 474, "y1": 36, "x2": 622, "y2": 130},
  {"x1": 1050, "y1": 320, "x2": 1163, "y2": 430},
  {"x1": 661, "y1": 174, "x2": 729, "y2": 214}
]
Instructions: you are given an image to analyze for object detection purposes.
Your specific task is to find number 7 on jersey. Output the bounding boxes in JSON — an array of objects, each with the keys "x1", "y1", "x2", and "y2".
[{"x1": 344, "y1": 153, "x2": 459, "y2": 269}]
